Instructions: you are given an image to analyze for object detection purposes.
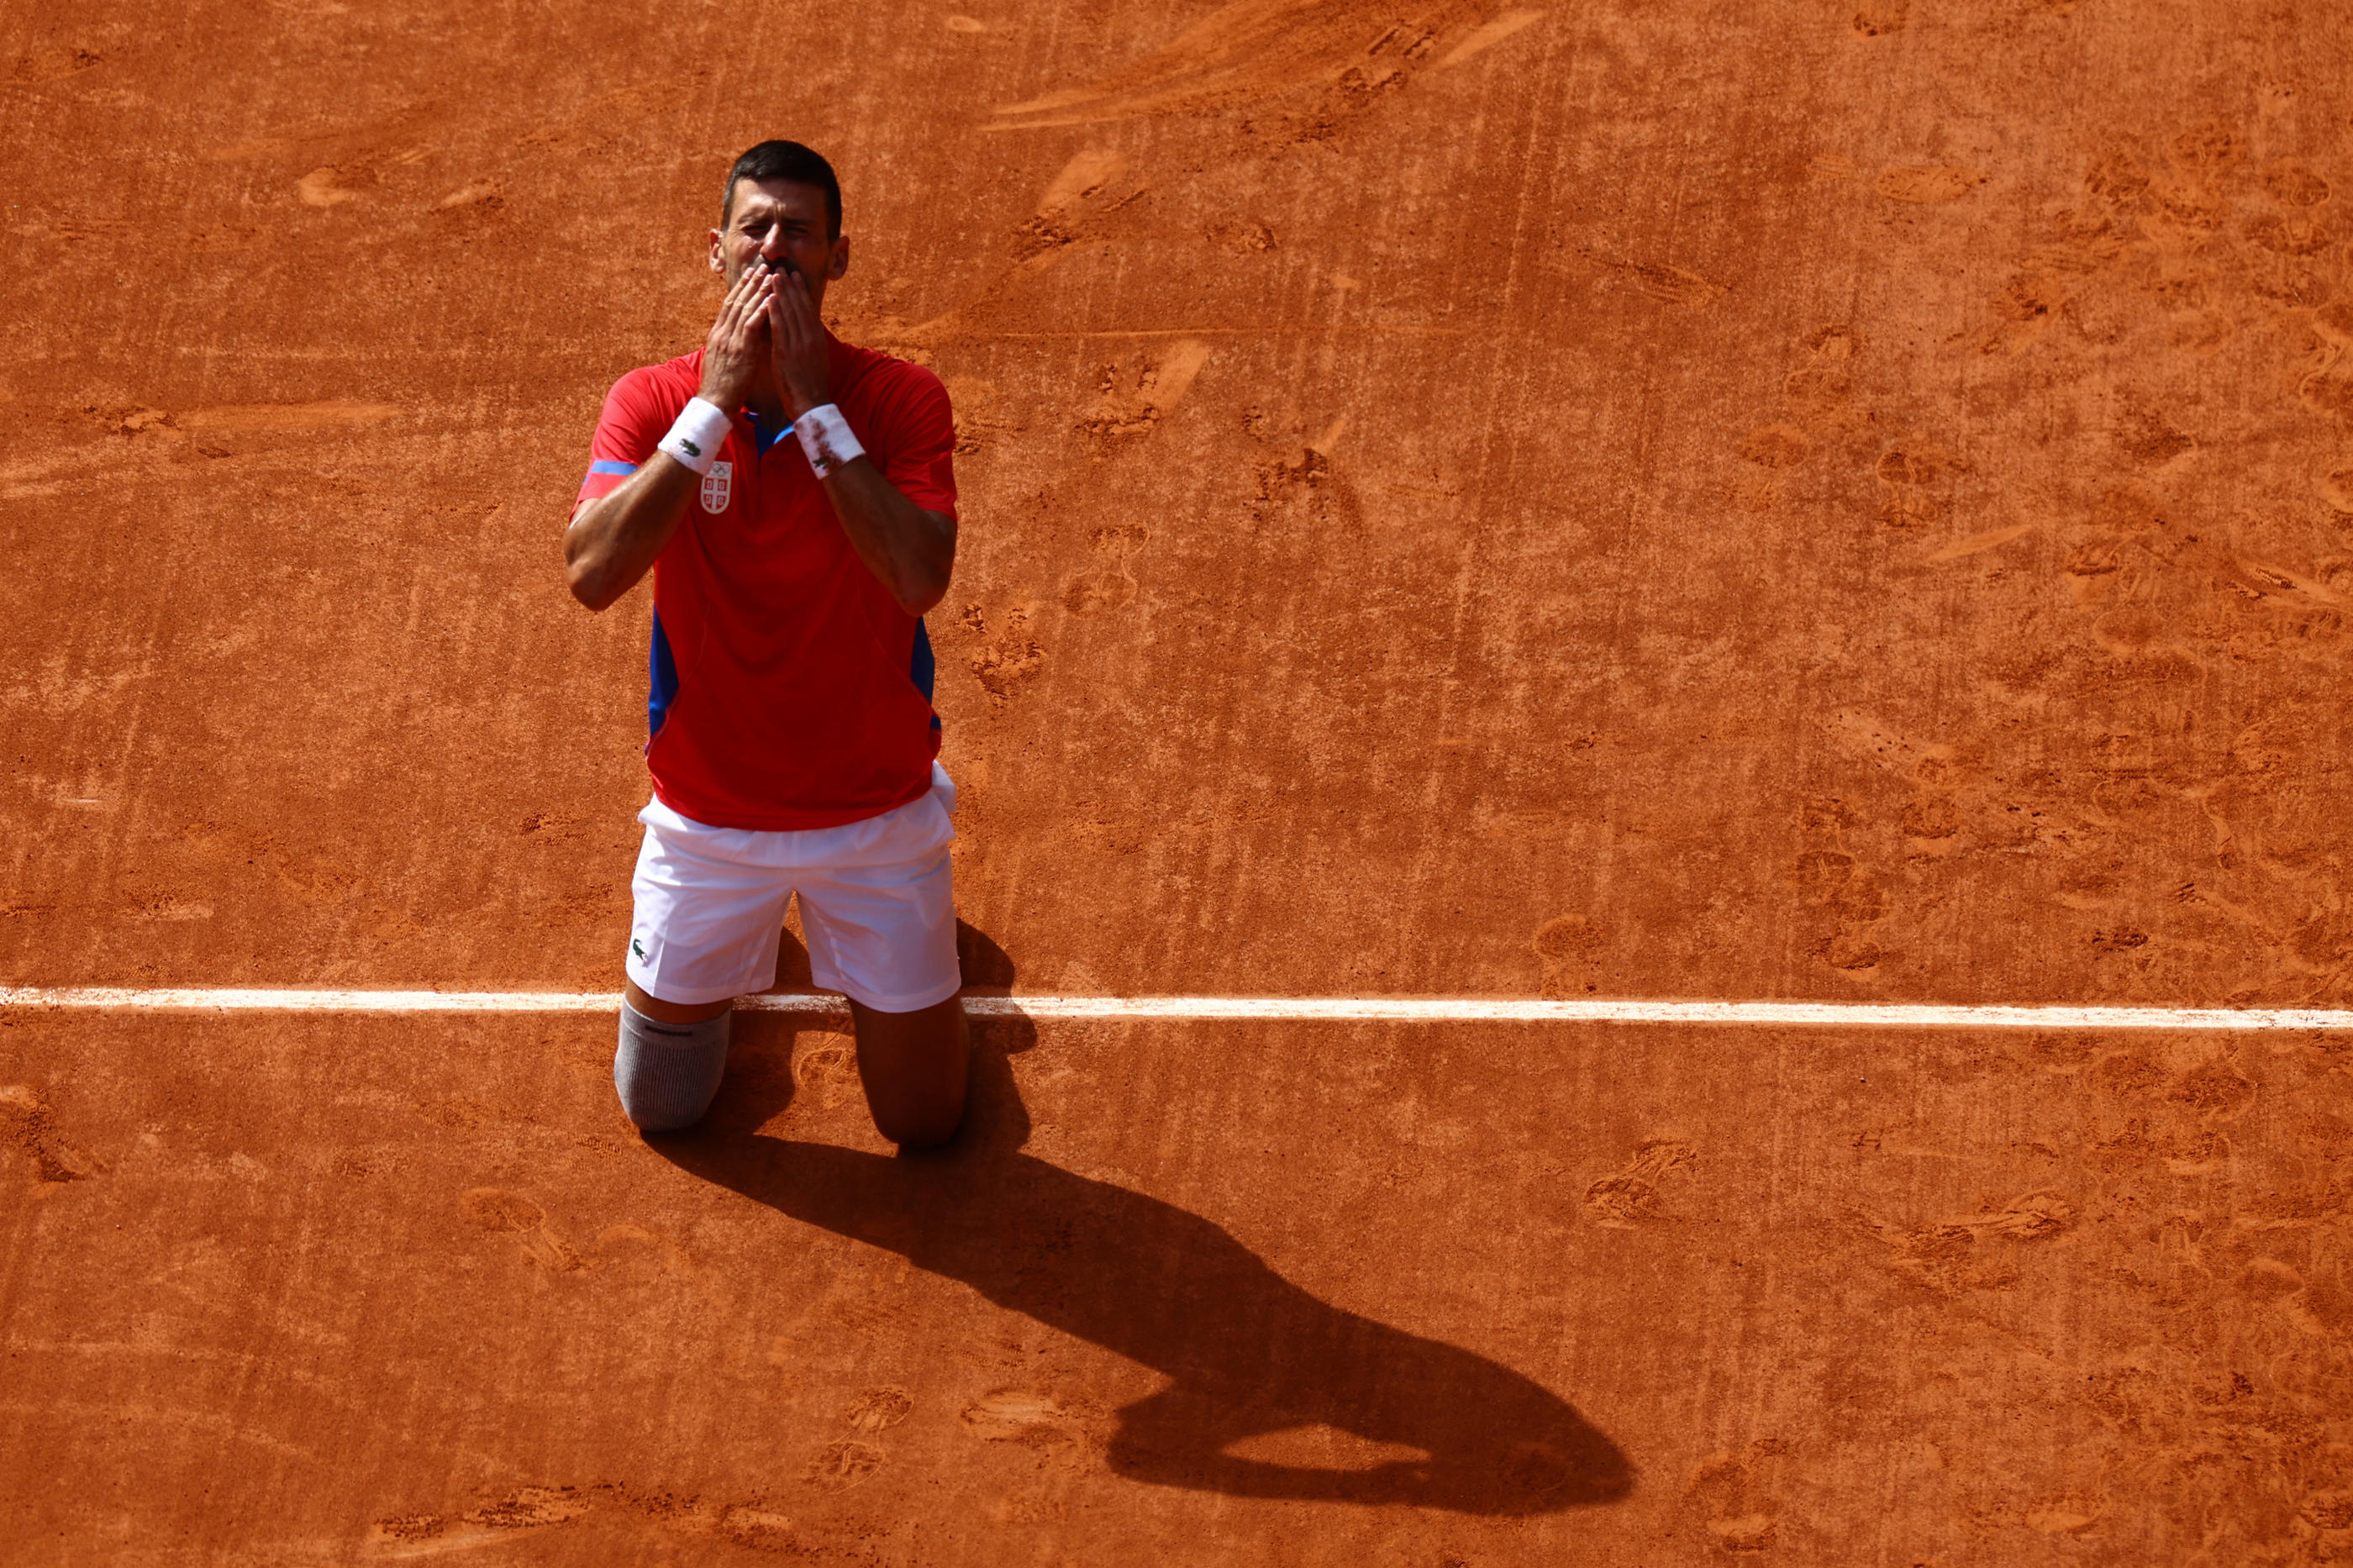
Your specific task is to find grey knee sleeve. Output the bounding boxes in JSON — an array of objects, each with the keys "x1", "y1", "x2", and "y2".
[{"x1": 614, "y1": 1001, "x2": 731, "y2": 1131}]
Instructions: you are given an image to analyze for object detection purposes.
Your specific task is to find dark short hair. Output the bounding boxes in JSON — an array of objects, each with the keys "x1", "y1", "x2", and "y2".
[{"x1": 721, "y1": 140, "x2": 842, "y2": 237}]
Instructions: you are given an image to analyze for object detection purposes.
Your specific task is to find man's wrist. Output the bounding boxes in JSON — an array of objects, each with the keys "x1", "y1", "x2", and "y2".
[
  {"x1": 792, "y1": 403, "x2": 865, "y2": 479},
  {"x1": 658, "y1": 397, "x2": 734, "y2": 477}
]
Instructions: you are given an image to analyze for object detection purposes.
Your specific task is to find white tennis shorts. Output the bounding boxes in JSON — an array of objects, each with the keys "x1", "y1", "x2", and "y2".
[{"x1": 624, "y1": 763, "x2": 961, "y2": 1012}]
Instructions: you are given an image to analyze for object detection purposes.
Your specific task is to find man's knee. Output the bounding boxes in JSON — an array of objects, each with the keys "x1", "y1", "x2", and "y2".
[
  {"x1": 873, "y1": 1097, "x2": 965, "y2": 1149},
  {"x1": 871, "y1": 1084, "x2": 966, "y2": 1148},
  {"x1": 614, "y1": 998, "x2": 732, "y2": 1131}
]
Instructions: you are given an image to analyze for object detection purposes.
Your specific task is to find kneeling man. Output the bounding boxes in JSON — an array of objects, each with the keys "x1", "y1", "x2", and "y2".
[{"x1": 563, "y1": 139, "x2": 966, "y2": 1145}]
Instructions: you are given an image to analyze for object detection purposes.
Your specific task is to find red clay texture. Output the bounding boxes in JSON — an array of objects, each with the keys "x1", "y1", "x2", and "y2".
[
  {"x1": 4, "y1": 0, "x2": 2353, "y2": 1560},
  {"x1": 8, "y1": 1011, "x2": 2353, "y2": 1564}
]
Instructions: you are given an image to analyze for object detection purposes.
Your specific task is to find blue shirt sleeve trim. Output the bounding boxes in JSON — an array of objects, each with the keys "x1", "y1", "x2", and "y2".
[{"x1": 588, "y1": 460, "x2": 638, "y2": 476}]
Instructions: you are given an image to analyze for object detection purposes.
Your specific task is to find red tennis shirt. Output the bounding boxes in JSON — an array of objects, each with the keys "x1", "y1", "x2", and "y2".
[{"x1": 576, "y1": 336, "x2": 955, "y2": 830}]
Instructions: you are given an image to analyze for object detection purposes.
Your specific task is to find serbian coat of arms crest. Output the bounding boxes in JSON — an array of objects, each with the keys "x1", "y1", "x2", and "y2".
[{"x1": 699, "y1": 460, "x2": 732, "y2": 514}]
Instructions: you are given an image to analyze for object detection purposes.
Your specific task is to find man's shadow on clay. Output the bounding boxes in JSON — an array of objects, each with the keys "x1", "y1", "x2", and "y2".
[{"x1": 654, "y1": 923, "x2": 1632, "y2": 1516}]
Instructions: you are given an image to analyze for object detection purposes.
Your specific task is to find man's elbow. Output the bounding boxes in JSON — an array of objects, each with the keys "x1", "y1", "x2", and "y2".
[
  {"x1": 896, "y1": 567, "x2": 951, "y2": 618},
  {"x1": 566, "y1": 557, "x2": 619, "y2": 613},
  {"x1": 893, "y1": 519, "x2": 956, "y2": 615}
]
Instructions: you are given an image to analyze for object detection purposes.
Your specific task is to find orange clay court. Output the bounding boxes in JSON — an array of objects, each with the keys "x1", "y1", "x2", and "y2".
[{"x1": 4, "y1": 0, "x2": 2353, "y2": 1562}]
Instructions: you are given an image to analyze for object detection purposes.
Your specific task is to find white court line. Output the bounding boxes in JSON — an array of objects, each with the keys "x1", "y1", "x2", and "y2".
[{"x1": 2, "y1": 987, "x2": 2350, "y2": 1030}]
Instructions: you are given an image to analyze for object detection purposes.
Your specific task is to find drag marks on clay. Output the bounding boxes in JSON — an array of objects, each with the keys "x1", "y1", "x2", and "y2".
[
  {"x1": 432, "y1": 179, "x2": 503, "y2": 213},
  {"x1": 1873, "y1": 164, "x2": 1987, "y2": 205},
  {"x1": 1036, "y1": 148, "x2": 1128, "y2": 222},
  {"x1": 2244, "y1": 207, "x2": 2333, "y2": 259},
  {"x1": 456, "y1": 1185, "x2": 704, "y2": 1281},
  {"x1": 1434, "y1": 9, "x2": 1546, "y2": 68},
  {"x1": 2016, "y1": 455, "x2": 2353, "y2": 704},
  {"x1": 1615, "y1": 260, "x2": 1727, "y2": 307},
  {"x1": 2056, "y1": 1350, "x2": 2334, "y2": 1545},
  {"x1": 1925, "y1": 521, "x2": 2035, "y2": 562},
  {"x1": 1859, "y1": 1190, "x2": 2076, "y2": 1294},
  {"x1": 2212, "y1": 557, "x2": 2353, "y2": 615},
  {"x1": 1582, "y1": 1139, "x2": 1695, "y2": 1228},
  {"x1": 587, "y1": 1223, "x2": 701, "y2": 1286},
  {"x1": 986, "y1": 0, "x2": 1501, "y2": 134},
  {"x1": 961, "y1": 1388, "x2": 1066, "y2": 1435},
  {"x1": 197, "y1": 117, "x2": 519, "y2": 232},
  {"x1": 1570, "y1": 250, "x2": 1729, "y2": 308},
  {"x1": 1012, "y1": 148, "x2": 1145, "y2": 271},
  {"x1": 1982, "y1": 266, "x2": 2069, "y2": 357},
  {"x1": 125, "y1": 892, "x2": 214, "y2": 923},
  {"x1": 370, "y1": 1484, "x2": 801, "y2": 1557},
  {"x1": 458, "y1": 1187, "x2": 583, "y2": 1272},
  {"x1": 461, "y1": 1489, "x2": 592, "y2": 1530},
  {"x1": 296, "y1": 167, "x2": 360, "y2": 208},
  {"x1": 889, "y1": 152, "x2": 1161, "y2": 345},
  {"x1": 1875, "y1": 439, "x2": 1968, "y2": 489},
  {"x1": 176, "y1": 401, "x2": 399, "y2": 433},
  {"x1": 8, "y1": 399, "x2": 397, "y2": 475},
  {"x1": 458, "y1": 1186, "x2": 544, "y2": 1229},
  {"x1": 8, "y1": 45, "x2": 103, "y2": 85},
  {"x1": 0, "y1": 1084, "x2": 105, "y2": 1182},
  {"x1": 960, "y1": 1389, "x2": 1095, "y2": 1470},
  {"x1": 717, "y1": 1507, "x2": 797, "y2": 1551},
  {"x1": 949, "y1": 1389, "x2": 1105, "y2": 1523}
]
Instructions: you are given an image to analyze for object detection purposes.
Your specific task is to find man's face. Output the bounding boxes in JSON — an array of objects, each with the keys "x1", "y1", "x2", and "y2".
[{"x1": 709, "y1": 177, "x2": 849, "y2": 313}]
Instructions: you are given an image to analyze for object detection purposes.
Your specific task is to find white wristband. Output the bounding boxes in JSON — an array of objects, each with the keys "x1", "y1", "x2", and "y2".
[
  {"x1": 657, "y1": 397, "x2": 732, "y2": 476},
  {"x1": 792, "y1": 403, "x2": 865, "y2": 479}
]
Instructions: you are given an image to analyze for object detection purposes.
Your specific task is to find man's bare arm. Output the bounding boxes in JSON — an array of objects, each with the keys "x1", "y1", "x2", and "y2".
[
  {"x1": 816, "y1": 461, "x2": 956, "y2": 616},
  {"x1": 564, "y1": 460, "x2": 698, "y2": 613}
]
